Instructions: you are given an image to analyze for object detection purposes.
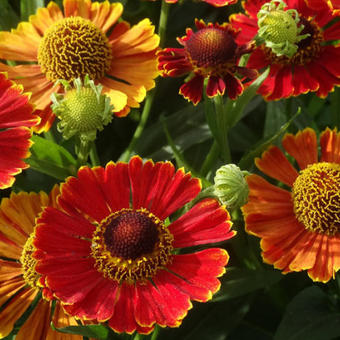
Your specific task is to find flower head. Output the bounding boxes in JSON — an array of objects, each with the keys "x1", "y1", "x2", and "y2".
[
  {"x1": 242, "y1": 127, "x2": 340, "y2": 282},
  {"x1": 0, "y1": 73, "x2": 39, "y2": 189},
  {"x1": 158, "y1": 19, "x2": 256, "y2": 104},
  {"x1": 0, "y1": 0, "x2": 160, "y2": 131},
  {"x1": 214, "y1": 164, "x2": 250, "y2": 210},
  {"x1": 0, "y1": 186, "x2": 82, "y2": 339},
  {"x1": 52, "y1": 75, "x2": 113, "y2": 141},
  {"x1": 33, "y1": 156, "x2": 235, "y2": 334},
  {"x1": 231, "y1": 0, "x2": 340, "y2": 99}
]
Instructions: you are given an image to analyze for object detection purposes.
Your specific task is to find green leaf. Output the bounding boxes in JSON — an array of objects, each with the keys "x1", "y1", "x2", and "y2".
[
  {"x1": 26, "y1": 135, "x2": 77, "y2": 180},
  {"x1": 274, "y1": 286, "x2": 340, "y2": 340},
  {"x1": 263, "y1": 101, "x2": 287, "y2": 138},
  {"x1": 52, "y1": 323, "x2": 121, "y2": 339},
  {"x1": 0, "y1": 1, "x2": 19, "y2": 30},
  {"x1": 20, "y1": 0, "x2": 44, "y2": 20},
  {"x1": 238, "y1": 108, "x2": 301, "y2": 170},
  {"x1": 212, "y1": 267, "x2": 282, "y2": 302}
]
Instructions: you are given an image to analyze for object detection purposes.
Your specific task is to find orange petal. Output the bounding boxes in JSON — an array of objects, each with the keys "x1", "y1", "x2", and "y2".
[
  {"x1": 0, "y1": 191, "x2": 49, "y2": 239},
  {"x1": 101, "y1": 77, "x2": 146, "y2": 108},
  {"x1": 243, "y1": 175, "x2": 293, "y2": 220},
  {"x1": 0, "y1": 23, "x2": 40, "y2": 61},
  {"x1": 255, "y1": 146, "x2": 299, "y2": 187},
  {"x1": 307, "y1": 234, "x2": 334, "y2": 283},
  {"x1": 282, "y1": 128, "x2": 318, "y2": 170},
  {"x1": 0, "y1": 260, "x2": 22, "y2": 281},
  {"x1": 101, "y1": 85, "x2": 128, "y2": 113},
  {"x1": 29, "y1": 2, "x2": 64, "y2": 35},
  {"x1": 64, "y1": 0, "x2": 92, "y2": 18},
  {"x1": 0, "y1": 287, "x2": 38, "y2": 338},
  {"x1": 15, "y1": 298, "x2": 51, "y2": 340},
  {"x1": 320, "y1": 127, "x2": 340, "y2": 163},
  {"x1": 90, "y1": 2, "x2": 123, "y2": 33},
  {"x1": 0, "y1": 63, "x2": 42, "y2": 78},
  {"x1": 108, "y1": 54, "x2": 159, "y2": 91},
  {"x1": 0, "y1": 277, "x2": 26, "y2": 308},
  {"x1": 110, "y1": 19, "x2": 159, "y2": 57}
]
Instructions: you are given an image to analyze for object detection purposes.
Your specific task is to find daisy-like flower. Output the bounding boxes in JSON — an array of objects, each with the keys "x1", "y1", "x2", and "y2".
[
  {"x1": 157, "y1": 19, "x2": 256, "y2": 105},
  {"x1": 33, "y1": 156, "x2": 235, "y2": 334},
  {"x1": 0, "y1": 0, "x2": 160, "y2": 131},
  {"x1": 146, "y1": 0, "x2": 238, "y2": 7},
  {"x1": 0, "y1": 186, "x2": 83, "y2": 339},
  {"x1": 242, "y1": 127, "x2": 340, "y2": 283},
  {"x1": 230, "y1": 0, "x2": 340, "y2": 100},
  {"x1": 0, "y1": 73, "x2": 39, "y2": 189}
]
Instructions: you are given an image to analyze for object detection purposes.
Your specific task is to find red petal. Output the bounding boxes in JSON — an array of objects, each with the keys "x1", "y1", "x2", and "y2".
[
  {"x1": 159, "y1": 248, "x2": 229, "y2": 302},
  {"x1": 179, "y1": 74, "x2": 204, "y2": 105},
  {"x1": 59, "y1": 166, "x2": 112, "y2": 222},
  {"x1": 129, "y1": 156, "x2": 201, "y2": 220},
  {"x1": 206, "y1": 76, "x2": 226, "y2": 97},
  {"x1": 169, "y1": 198, "x2": 234, "y2": 248}
]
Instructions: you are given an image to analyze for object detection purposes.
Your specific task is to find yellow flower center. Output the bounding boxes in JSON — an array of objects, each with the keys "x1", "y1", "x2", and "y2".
[
  {"x1": 38, "y1": 17, "x2": 112, "y2": 82},
  {"x1": 91, "y1": 208, "x2": 173, "y2": 284},
  {"x1": 292, "y1": 162, "x2": 340, "y2": 236},
  {"x1": 185, "y1": 27, "x2": 237, "y2": 69},
  {"x1": 20, "y1": 234, "x2": 40, "y2": 288}
]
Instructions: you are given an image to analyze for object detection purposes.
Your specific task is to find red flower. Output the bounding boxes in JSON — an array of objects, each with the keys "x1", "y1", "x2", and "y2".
[
  {"x1": 0, "y1": 73, "x2": 39, "y2": 189},
  {"x1": 158, "y1": 19, "x2": 256, "y2": 104},
  {"x1": 242, "y1": 128, "x2": 340, "y2": 282},
  {"x1": 230, "y1": 0, "x2": 340, "y2": 99},
  {"x1": 33, "y1": 156, "x2": 235, "y2": 334}
]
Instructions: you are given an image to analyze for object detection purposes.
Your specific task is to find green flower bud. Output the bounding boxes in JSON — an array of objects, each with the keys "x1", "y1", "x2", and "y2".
[
  {"x1": 214, "y1": 164, "x2": 250, "y2": 210},
  {"x1": 51, "y1": 75, "x2": 113, "y2": 141},
  {"x1": 256, "y1": 0, "x2": 310, "y2": 57}
]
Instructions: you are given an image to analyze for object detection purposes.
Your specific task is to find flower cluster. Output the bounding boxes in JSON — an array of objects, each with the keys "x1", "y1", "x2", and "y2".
[{"x1": 0, "y1": 0, "x2": 340, "y2": 338}]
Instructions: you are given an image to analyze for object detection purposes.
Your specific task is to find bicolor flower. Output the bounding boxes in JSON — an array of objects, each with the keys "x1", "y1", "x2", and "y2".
[
  {"x1": 230, "y1": 0, "x2": 340, "y2": 100},
  {"x1": 0, "y1": 73, "x2": 39, "y2": 189},
  {"x1": 33, "y1": 156, "x2": 235, "y2": 334},
  {"x1": 243, "y1": 128, "x2": 340, "y2": 283},
  {"x1": 158, "y1": 19, "x2": 256, "y2": 104},
  {"x1": 0, "y1": 0, "x2": 160, "y2": 131}
]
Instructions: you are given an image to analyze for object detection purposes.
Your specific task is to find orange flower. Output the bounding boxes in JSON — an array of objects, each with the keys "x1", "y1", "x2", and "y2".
[
  {"x1": 0, "y1": 186, "x2": 82, "y2": 339},
  {"x1": 0, "y1": 0, "x2": 160, "y2": 131},
  {"x1": 243, "y1": 128, "x2": 340, "y2": 282}
]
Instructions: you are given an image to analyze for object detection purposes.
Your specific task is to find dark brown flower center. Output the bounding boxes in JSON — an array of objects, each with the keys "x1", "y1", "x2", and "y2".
[
  {"x1": 38, "y1": 17, "x2": 112, "y2": 82},
  {"x1": 91, "y1": 208, "x2": 173, "y2": 283},
  {"x1": 103, "y1": 211, "x2": 159, "y2": 260},
  {"x1": 185, "y1": 28, "x2": 237, "y2": 68}
]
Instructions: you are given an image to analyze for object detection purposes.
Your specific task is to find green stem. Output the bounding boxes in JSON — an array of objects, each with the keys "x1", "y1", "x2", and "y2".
[
  {"x1": 214, "y1": 95, "x2": 231, "y2": 163},
  {"x1": 151, "y1": 325, "x2": 160, "y2": 340},
  {"x1": 119, "y1": 89, "x2": 156, "y2": 162},
  {"x1": 76, "y1": 138, "x2": 91, "y2": 167},
  {"x1": 158, "y1": 0, "x2": 170, "y2": 46},
  {"x1": 200, "y1": 140, "x2": 220, "y2": 177},
  {"x1": 89, "y1": 141, "x2": 100, "y2": 166}
]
